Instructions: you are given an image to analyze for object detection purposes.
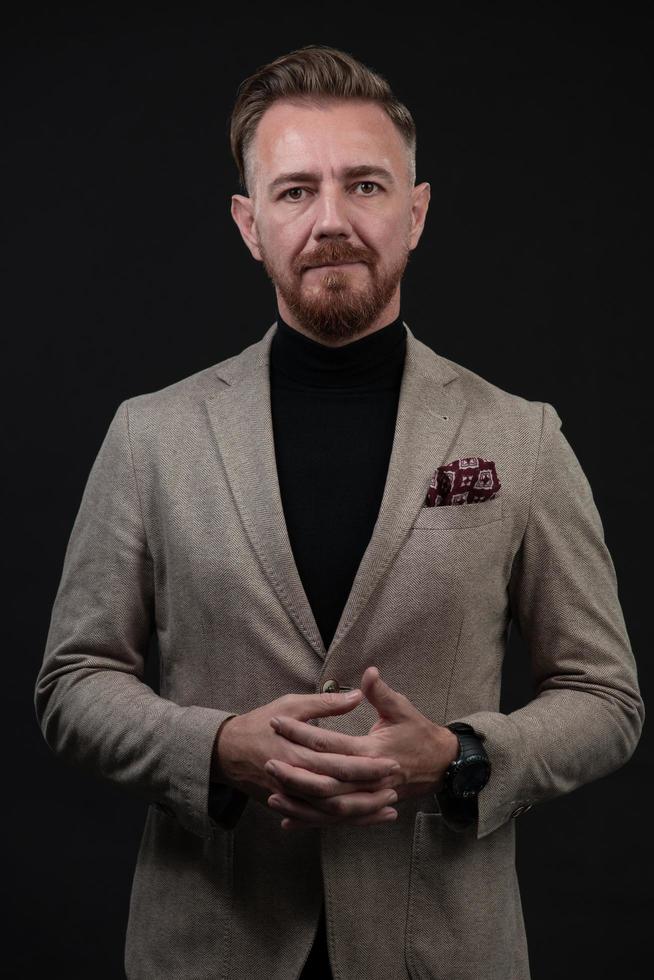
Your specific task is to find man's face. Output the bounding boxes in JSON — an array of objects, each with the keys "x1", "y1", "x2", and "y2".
[{"x1": 231, "y1": 98, "x2": 430, "y2": 345}]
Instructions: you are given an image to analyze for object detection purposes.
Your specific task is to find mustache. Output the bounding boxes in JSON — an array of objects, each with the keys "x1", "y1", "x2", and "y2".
[{"x1": 300, "y1": 245, "x2": 374, "y2": 270}]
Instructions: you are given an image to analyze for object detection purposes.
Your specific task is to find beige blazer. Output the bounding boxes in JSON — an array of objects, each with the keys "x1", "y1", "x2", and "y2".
[{"x1": 35, "y1": 321, "x2": 644, "y2": 980}]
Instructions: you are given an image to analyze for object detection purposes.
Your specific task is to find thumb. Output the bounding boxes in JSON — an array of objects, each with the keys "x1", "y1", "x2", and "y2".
[
  {"x1": 299, "y1": 688, "x2": 363, "y2": 721},
  {"x1": 361, "y1": 666, "x2": 405, "y2": 720}
]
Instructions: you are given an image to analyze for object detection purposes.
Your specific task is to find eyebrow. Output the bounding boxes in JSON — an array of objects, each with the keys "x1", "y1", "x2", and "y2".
[{"x1": 268, "y1": 164, "x2": 396, "y2": 195}]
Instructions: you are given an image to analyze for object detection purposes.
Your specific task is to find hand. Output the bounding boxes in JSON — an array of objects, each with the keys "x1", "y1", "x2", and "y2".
[
  {"x1": 212, "y1": 688, "x2": 401, "y2": 821},
  {"x1": 267, "y1": 666, "x2": 459, "y2": 830}
]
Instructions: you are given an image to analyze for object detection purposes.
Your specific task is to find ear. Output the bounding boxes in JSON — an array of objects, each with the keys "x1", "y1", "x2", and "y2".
[
  {"x1": 231, "y1": 194, "x2": 262, "y2": 262},
  {"x1": 408, "y1": 181, "x2": 431, "y2": 251}
]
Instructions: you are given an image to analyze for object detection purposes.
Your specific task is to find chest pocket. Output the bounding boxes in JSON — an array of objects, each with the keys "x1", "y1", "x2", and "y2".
[{"x1": 411, "y1": 495, "x2": 503, "y2": 530}]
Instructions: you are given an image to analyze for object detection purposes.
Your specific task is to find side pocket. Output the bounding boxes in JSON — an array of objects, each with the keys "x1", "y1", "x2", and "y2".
[
  {"x1": 404, "y1": 811, "x2": 528, "y2": 980},
  {"x1": 125, "y1": 804, "x2": 235, "y2": 978}
]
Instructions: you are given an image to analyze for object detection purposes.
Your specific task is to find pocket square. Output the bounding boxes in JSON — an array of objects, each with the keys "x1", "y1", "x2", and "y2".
[{"x1": 424, "y1": 456, "x2": 501, "y2": 507}]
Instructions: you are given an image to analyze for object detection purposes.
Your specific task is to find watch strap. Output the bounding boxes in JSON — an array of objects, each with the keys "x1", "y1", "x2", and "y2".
[
  {"x1": 435, "y1": 785, "x2": 479, "y2": 829},
  {"x1": 431, "y1": 723, "x2": 488, "y2": 830}
]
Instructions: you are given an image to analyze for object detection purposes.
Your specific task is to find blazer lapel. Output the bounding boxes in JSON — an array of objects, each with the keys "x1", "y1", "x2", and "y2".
[{"x1": 204, "y1": 320, "x2": 467, "y2": 662}]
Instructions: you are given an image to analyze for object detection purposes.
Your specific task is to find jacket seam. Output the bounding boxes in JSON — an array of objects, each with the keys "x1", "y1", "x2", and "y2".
[
  {"x1": 123, "y1": 399, "x2": 153, "y2": 565},
  {"x1": 523, "y1": 401, "x2": 548, "y2": 537}
]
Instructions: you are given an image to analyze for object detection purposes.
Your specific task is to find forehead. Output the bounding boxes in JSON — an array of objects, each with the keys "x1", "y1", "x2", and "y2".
[{"x1": 251, "y1": 98, "x2": 406, "y2": 177}]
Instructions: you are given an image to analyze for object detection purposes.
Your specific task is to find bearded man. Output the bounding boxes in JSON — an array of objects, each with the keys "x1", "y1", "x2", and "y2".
[{"x1": 35, "y1": 44, "x2": 644, "y2": 980}]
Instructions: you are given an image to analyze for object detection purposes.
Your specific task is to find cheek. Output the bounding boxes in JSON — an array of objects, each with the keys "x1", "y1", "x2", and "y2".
[
  {"x1": 264, "y1": 222, "x2": 310, "y2": 266},
  {"x1": 364, "y1": 218, "x2": 408, "y2": 263}
]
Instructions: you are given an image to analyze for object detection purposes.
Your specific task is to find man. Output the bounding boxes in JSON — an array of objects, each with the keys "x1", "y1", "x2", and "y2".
[{"x1": 35, "y1": 45, "x2": 644, "y2": 980}]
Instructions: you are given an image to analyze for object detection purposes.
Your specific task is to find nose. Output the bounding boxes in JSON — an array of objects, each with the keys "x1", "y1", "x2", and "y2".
[{"x1": 310, "y1": 183, "x2": 353, "y2": 240}]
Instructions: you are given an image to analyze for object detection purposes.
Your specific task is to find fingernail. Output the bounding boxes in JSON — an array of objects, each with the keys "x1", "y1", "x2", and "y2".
[
  {"x1": 345, "y1": 689, "x2": 360, "y2": 699},
  {"x1": 389, "y1": 764, "x2": 401, "y2": 773},
  {"x1": 265, "y1": 762, "x2": 277, "y2": 775}
]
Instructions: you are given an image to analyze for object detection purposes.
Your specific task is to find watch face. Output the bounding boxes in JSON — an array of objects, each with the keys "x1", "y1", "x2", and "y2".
[{"x1": 451, "y1": 759, "x2": 490, "y2": 796}]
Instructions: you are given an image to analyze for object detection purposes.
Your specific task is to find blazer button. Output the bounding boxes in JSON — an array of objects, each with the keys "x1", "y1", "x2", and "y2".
[{"x1": 321, "y1": 679, "x2": 352, "y2": 694}]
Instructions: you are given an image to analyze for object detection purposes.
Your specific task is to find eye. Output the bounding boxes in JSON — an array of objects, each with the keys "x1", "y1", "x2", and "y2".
[
  {"x1": 356, "y1": 181, "x2": 381, "y2": 195},
  {"x1": 280, "y1": 181, "x2": 383, "y2": 202}
]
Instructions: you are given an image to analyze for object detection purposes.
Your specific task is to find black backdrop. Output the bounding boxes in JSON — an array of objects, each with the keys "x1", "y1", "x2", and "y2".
[{"x1": 6, "y1": 4, "x2": 651, "y2": 978}]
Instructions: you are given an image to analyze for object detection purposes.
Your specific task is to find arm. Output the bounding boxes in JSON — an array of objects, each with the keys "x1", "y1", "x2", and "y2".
[
  {"x1": 34, "y1": 400, "x2": 247, "y2": 841},
  {"x1": 449, "y1": 402, "x2": 645, "y2": 839}
]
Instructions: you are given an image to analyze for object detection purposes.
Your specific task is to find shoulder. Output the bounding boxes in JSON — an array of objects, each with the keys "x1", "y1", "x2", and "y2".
[
  {"x1": 119, "y1": 336, "x2": 261, "y2": 435},
  {"x1": 417, "y1": 337, "x2": 556, "y2": 438}
]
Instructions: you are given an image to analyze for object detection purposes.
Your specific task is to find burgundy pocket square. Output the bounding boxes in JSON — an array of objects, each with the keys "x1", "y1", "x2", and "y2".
[{"x1": 424, "y1": 456, "x2": 501, "y2": 507}]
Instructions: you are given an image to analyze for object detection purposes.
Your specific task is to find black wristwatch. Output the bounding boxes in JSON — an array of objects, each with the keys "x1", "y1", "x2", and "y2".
[{"x1": 440, "y1": 722, "x2": 491, "y2": 800}]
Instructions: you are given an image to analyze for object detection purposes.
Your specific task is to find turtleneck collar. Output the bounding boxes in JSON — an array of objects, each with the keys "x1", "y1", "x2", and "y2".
[{"x1": 269, "y1": 309, "x2": 407, "y2": 389}]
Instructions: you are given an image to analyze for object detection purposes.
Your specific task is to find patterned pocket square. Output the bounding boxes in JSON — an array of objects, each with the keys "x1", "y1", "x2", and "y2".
[{"x1": 425, "y1": 456, "x2": 501, "y2": 507}]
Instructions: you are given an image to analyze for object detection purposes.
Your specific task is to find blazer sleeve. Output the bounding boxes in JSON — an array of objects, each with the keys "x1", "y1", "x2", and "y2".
[
  {"x1": 34, "y1": 399, "x2": 248, "y2": 841},
  {"x1": 208, "y1": 781, "x2": 250, "y2": 830},
  {"x1": 446, "y1": 401, "x2": 645, "y2": 839}
]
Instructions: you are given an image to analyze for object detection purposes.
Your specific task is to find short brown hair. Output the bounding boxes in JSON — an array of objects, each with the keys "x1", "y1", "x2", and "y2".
[{"x1": 229, "y1": 44, "x2": 417, "y2": 195}]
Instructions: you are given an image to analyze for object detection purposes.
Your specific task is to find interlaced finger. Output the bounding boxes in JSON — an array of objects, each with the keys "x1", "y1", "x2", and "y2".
[
  {"x1": 269, "y1": 715, "x2": 397, "y2": 784},
  {"x1": 266, "y1": 758, "x2": 398, "y2": 800},
  {"x1": 269, "y1": 785, "x2": 398, "y2": 828}
]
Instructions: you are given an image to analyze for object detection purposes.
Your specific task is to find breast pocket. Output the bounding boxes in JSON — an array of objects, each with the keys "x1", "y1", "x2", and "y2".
[
  {"x1": 411, "y1": 495, "x2": 503, "y2": 530},
  {"x1": 408, "y1": 495, "x2": 506, "y2": 596}
]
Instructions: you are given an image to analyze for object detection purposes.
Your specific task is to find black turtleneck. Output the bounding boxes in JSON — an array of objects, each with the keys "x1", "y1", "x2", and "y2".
[
  {"x1": 269, "y1": 309, "x2": 407, "y2": 979},
  {"x1": 269, "y1": 309, "x2": 407, "y2": 651}
]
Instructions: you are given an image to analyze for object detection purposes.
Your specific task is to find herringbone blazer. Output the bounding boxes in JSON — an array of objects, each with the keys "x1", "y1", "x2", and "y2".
[{"x1": 34, "y1": 321, "x2": 644, "y2": 980}]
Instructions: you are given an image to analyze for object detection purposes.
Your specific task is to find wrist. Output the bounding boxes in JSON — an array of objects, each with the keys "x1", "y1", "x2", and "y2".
[
  {"x1": 432, "y1": 725, "x2": 460, "y2": 792},
  {"x1": 211, "y1": 715, "x2": 238, "y2": 783},
  {"x1": 442, "y1": 727, "x2": 460, "y2": 766}
]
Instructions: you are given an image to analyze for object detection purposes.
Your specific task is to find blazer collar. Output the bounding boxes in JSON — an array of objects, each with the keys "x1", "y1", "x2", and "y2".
[{"x1": 204, "y1": 321, "x2": 467, "y2": 662}]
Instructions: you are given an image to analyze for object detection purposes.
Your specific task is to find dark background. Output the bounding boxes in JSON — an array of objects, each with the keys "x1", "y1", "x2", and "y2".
[{"x1": 5, "y1": 3, "x2": 651, "y2": 977}]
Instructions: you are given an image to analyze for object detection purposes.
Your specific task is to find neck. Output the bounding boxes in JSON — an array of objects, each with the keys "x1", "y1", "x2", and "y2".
[
  {"x1": 269, "y1": 309, "x2": 407, "y2": 390},
  {"x1": 275, "y1": 303, "x2": 402, "y2": 348}
]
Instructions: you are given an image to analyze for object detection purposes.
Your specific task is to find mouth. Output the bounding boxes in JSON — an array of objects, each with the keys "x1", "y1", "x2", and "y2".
[{"x1": 306, "y1": 261, "x2": 364, "y2": 270}]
